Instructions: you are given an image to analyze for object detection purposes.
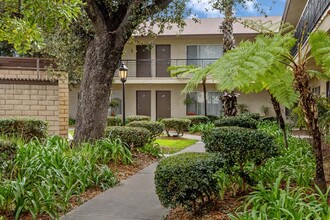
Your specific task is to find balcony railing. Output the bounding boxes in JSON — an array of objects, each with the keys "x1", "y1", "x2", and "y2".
[
  {"x1": 118, "y1": 58, "x2": 218, "y2": 78},
  {"x1": 292, "y1": 0, "x2": 330, "y2": 55}
]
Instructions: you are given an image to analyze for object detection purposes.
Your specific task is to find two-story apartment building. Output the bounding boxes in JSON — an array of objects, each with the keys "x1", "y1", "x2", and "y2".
[
  {"x1": 69, "y1": 16, "x2": 282, "y2": 121},
  {"x1": 283, "y1": 0, "x2": 330, "y2": 100}
]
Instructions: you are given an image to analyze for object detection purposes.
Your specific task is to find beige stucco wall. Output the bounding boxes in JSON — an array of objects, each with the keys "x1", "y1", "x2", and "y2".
[
  {"x1": 0, "y1": 68, "x2": 68, "y2": 137},
  {"x1": 69, "y1": 83, "x2": 278, "y2": 120}
]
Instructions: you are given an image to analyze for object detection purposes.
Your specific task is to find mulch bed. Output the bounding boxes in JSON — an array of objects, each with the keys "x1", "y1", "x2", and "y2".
[{"x1": 4, "y1": 151, "x2": 158, "y2": 220}]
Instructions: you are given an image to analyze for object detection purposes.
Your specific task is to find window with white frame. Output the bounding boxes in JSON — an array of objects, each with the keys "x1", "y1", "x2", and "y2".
[
  {"x1": 187, "y1": 45, "x2": 223, "y2": 67},
  {"x1": 109, "y1": 91, "x2": 122, "y2": 116},
  {"x1": 312, "y1": 86, "x2": 321, "y2": 96},
  {"x1": 186, "y1": 91, "x2": 222, "y2": 116}
]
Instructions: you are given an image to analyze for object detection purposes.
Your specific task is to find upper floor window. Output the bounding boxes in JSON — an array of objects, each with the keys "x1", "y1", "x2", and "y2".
[{"x1": 187, "y1": 45, "x2": 223, "y2": 67}]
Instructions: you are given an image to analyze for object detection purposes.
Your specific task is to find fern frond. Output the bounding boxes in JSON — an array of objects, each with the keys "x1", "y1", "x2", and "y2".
[
  {"x1": 240, "y1": 19, "x2": 294, "y2": 36},
  {"x1": 309, "y1": 31, "x2": 330, "y2": 78},
  {"x1": 168, "y1": 65, "x2": 200, "y2": 78}
]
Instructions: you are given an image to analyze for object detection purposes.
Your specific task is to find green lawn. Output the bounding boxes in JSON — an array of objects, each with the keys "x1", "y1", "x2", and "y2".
[{"x1": 155, "y1": 137, "x2": 198, "y2": 154}]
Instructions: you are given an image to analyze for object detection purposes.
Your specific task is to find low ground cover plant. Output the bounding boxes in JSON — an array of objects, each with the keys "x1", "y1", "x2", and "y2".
[
  {"x1": 0, "y1": 118, "x2": 48, "y2": 140},
  {"x1": 155, "y1": 152, "x2": 225, "y2": 213},
  {"x1": 0, "y1": 136, "x2": 132, "y2": 219},
  {"x1": 189, "y1": 122, "x2": 215, "y2": 134},
  {"x1": 161, "y1": 118, "x2": 191, "y2": 137},
  {"x1": 105, "y1": 126, "x2": 151, "y2": 148},
  {"x1": 127, "y1": 121, "x2": 164, "y2": 140},
  {"x1": 126, "y1": 115, "x2": 151, "y2": 123}
]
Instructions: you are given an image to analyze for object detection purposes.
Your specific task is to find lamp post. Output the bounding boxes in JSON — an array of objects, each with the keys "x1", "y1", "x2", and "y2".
[{"x1": 119, "y1": 62, "x2": 128, "y2": 125}]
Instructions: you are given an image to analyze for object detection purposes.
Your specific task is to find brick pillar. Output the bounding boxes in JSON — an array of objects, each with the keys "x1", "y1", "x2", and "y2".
[{"x1": 58, "y1": 74, "x2": 69, "y2": 138}]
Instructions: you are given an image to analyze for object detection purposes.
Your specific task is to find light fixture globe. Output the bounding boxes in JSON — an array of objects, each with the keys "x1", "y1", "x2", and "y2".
[{"x1": 119, "y1": 62, "x2": 128, "y2": 83}]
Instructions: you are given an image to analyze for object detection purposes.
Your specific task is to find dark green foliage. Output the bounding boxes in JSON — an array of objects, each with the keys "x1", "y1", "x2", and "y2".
[
  {"x1": 161, "y1": 118, "x2": 191, "y2": 137},
  {"x1": 0, "y1": 138, "x2": 17, "y2": 178},
  {"x1": 69, "y1": 118, "x2": 76, "y2": 126},
  {"x1": 107, "y1": 116, "x2": 122, "y2": 126},
  {"x1": 155, "y1": 152, "x2": 224, "y2": 212},
  {"x1": 105, "y1": 126, "x2": 151, "y2": 148},
  {"x1": 260, "y1": 116, "x2": 277, "y2": 122},
  {"x1": 214, "y1": 116, "x2": 257, "y2": 129},
  {"x1": 181, "y1": 115, "x2": 208, "y2": 126},
  {"x1": 189, "y1": 123, "x2": 215, "y2": 134},
  {"x1": 241, "y1": 112, "x2": 261, "y2": 120},
  {"x1": 0, "y1": 118, "x2": 48, "y2": 140},
  {"x1": 126, "y1": 115, "x2": 151, "y2": 124},
  {"x1": 203, "y1": 127, "x2": 278, "y2": 164},
  {"x1": 207, "y1": 115, "x2": 219, "y2": 122},
  {"x1": 127, "y1": 121, "x2": 164, "y2": 140}
]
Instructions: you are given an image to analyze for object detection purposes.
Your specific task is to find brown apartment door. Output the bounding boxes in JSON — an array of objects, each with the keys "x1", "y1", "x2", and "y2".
[
  {"x1": 156, "y1": 91, "x2": 171, "y2": 119},
  {"x1": 136, "y1": 91, "x2": 151, "y2": 116},
  {"x1": 136, "y1": 45, "x2": 151, "y2": 77},
  {"x1": 156, "y1": 45, "x2": 171, "y2": 77}
]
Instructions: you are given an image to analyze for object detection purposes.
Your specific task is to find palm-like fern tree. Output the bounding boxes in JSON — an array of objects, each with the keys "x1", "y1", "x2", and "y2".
[{"x1": 205, "y1": 21, "x2": 330, "y2": 192}]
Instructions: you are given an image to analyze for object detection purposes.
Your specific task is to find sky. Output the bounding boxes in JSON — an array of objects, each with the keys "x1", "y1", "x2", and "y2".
[{"x1": 188, "y1": 0, "x2": 287, "y2": 18}]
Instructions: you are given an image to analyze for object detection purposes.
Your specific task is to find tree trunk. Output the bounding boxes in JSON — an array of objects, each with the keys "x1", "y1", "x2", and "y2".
[
  {"x1": 269, "y1": 91, "x2": 289, "y2": 149},
  {"x1": 221, "y1": 1, "x2": 237, "y2": 116},
  {"x1": 202, "y1": 77, "x2": 207, "y2": 116},
  {"x1": 73, "y1": 33, "x2": 124, "y2": 144},
  {"x1": 293, "y1": 65, "x2": 327, "y2": 193},
  {"x1": 221, "y1": 91, "x2": 237, "y2": 116}
]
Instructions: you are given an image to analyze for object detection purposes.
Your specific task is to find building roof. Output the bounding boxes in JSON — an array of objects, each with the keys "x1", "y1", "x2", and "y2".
[{"x1": 136, "y1": 16, "x2": 282, "y2": 37}]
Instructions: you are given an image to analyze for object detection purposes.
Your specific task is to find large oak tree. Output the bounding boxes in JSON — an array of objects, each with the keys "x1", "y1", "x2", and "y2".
[{"x1": 73, "y1": 0, "x2": 189, "y2": 144}]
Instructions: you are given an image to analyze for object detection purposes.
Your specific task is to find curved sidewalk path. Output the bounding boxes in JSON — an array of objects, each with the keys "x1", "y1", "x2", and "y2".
[{"x1": 61, "y1": 134, "x2": 205, "y2": 220}]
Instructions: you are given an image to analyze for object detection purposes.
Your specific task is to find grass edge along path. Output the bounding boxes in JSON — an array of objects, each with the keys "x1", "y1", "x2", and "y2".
[{"x1": 155, "y1": 137, "x2": 198, "y2": 154}]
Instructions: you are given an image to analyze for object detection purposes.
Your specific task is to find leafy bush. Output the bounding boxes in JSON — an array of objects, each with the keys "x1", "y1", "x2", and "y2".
[
  {"x1": 241, "y1": 112, "x2": 261, "y2": 120},
  {"x1": 207, "y1": 115, "x2": 219, "y2": 122},
  {"x1": 214, "y1": 116, "x2": 258, "y2": 129},
  {"x1": 0, "y1": 138, "x2": 17, "y2": 178},
  {"x1": 161, "y1": 118, "x2": 191, "y2": 137},
  {"x1": 126, "y1": 115, "x2": 151, "y2": 123},
  {"x1": 202, "y1": 127, "x2": 278, "y2": 190},
  {"x1": 137, "y1": 142, "x2": 163, "y2": 158},
  {"x1": 105, "y1": 126, "x2": 151, "y2": 148},
  {"x1": 155, "y1": 152, "x2": 224, "y2": 212},
  {"x1": 0, "y1": 136, "x2": 118, "y2": 219},
  {"x1": 107, "y1": 116, "x2": 122, "y2": 126},
  {"x1": 189, "y1": 122, "x2": 215, "y2": 134},
  {"x1": 69, "y1": 118, "x2": 76, "y2": 126},
  {"x1": 230, "y1": 174, "x2": 330, "y2": 220},
  {"x1": 127, "y1": 121, "x2": 164, "y2": 139},
  {"x1": 320, "y1": 111, "x2": 330, "y2": 136},
  {"x1": 181, "y1": 115, "x2": 208, "y2": 126},
  {"x1": 0, "y1": 118, "x2": 48, "y2": 140},
  {"x1": 289, "y1": 106, "x2": 306, "y2": 129}
]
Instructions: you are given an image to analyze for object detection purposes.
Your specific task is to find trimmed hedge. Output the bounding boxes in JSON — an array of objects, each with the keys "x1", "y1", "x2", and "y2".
[
  {"x1": 127, "y1": 121, "x2": 164, "y2": 139},
  {"x1": 203, "y1": 127, "x2": 278, "y2": 164},
  {"x1": 107, "y1": 116, "x2": 122, "y2": 126},
  {"x1": 155, "y1": 152, "x2": 224, "y2": 212},
  {"x1": 181, "y1": 115, "x2": 208, "y2": 126},
  {"x1": 0, "y1": 118, "x2": 48, "y2": 140},
  {"x1": 105, "y1": 126, "x2": 151, "y2": 148},
  {"x1": 241, "y1": 112, "x2": 261, "y2": 120},
  {"x1": 207, "y1": 115, "x2": 219, "y2": 122},
  {"x1": 161, "y1": 118, "x2": 191, "y2": 137},
  {"x1": 126, "y1": 115, "x2": 151, "y2": 124},
  {"x1": 214, "y1": 116, "x2": 257, "y2": 129}
]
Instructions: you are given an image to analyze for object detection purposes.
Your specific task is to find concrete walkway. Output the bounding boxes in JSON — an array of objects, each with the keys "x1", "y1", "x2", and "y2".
[{"x1": 61, "y1": 134, "x2": 205, "y2": 220}]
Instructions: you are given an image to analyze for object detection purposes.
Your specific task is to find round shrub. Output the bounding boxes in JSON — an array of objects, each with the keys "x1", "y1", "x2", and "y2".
[
  {"x1": 0, "y1": 138, "x2": 17, "y2": 178},
  {"x1": 241, "y1": 112, "x2": 261, "y2": 120},
  {"x1": 155, "y1": 152, "x2": 225, "y2": 212},
  {"x1": 126, "y1": 115, "x2": 151, "y2": 124},
  {"x1": 105, "y1": 126, "x2": 151, "y2": 148},
  {"x1": 214, "y1": 116, "x2": 257, "y2": 129},
  {"x1": 0, "y1": 118, "x2": 48, "y2": 140},
  {"x1": 202, "y1": 127, "x2": 279, "y2": 189},
  {"x1": 107, "y1": 116, "x2": 122, "y2": 126},
  {"x1": 161, "y1": 118, "x2": 191, "y2": 137},
  {"x1": 181, "y1": 115, "x2": 208, "y2": 126},
  {"x1": 207, "y1": 115, "x2": 219, "y2": 122},
  {"x1": 127, "y1": 121, "x2": 164, "y2": 139}
]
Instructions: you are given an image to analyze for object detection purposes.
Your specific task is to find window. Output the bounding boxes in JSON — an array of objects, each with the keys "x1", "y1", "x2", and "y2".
[
  {"x1": 109, "y1": 91, "x2": 122, "y2": 116},
  {"x1": 187, "y1": 45, "x2": 223, "y2": 67},
  {"x1": 312, "y1": 86, "x2": 321, "y2": 96},
  {"x1": 186, "y1": 92, "x2": 222, "y2": 116}
]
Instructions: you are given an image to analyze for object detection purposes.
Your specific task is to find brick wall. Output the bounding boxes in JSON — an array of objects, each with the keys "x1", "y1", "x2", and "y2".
[{"x1": 0, "y1": 57, "x2": 68, "y2": 137}]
